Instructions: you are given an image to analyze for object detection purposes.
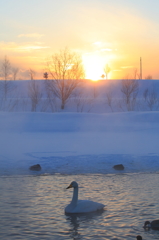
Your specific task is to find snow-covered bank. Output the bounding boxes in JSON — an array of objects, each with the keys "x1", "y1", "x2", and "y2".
[
  {"x1": 0, "y1": 111, "x2": 159, "y2": 175},
  {"x1": 1, "y1": 79, "x2": 159, "y2": 113}
]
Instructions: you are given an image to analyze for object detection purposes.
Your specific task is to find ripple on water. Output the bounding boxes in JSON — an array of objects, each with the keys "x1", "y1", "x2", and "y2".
[{"x1": 0, "y1": 173, "x2": 159, "y2": 239}]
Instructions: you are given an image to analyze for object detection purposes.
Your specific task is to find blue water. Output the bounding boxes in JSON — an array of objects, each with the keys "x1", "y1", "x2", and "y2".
[{"x1": 0, "y1": 173, "x2": 159, "y2": 239}]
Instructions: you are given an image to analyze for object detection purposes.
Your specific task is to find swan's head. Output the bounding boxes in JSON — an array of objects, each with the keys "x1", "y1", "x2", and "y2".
[
  {"x1": 143, "y1": 221, "x2": 151, "y2": 228},
  {"x1": 66, "y1": 181, "x2": 78, "y2": 189},
  {"x1": 136, "y1": 236, "x2": 142, "y2": 240}
]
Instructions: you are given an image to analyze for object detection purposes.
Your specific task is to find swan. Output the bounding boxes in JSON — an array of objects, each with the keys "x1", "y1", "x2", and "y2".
[
  {"x1": 143, "y1": 220, "x2": 159, "y2": 230},
  {"x1": 65, "y1": 181, "x2": 105, "y2": 214},
  {"x1": 136, "y1": 236, "x2": 142, "y2": 240}
]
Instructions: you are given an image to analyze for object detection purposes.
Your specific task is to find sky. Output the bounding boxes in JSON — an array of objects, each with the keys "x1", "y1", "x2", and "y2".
[{"x1": 0, "y1": 0, "x2": 159, "y2": 80}]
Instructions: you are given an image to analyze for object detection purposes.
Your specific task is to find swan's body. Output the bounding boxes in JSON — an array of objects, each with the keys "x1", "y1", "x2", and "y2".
[
  {"x1": 144, "y1": 220, "x2": 159, "y2": 230},
  {"x1": 65, "y1": 181, "x2": 105, "y2": 214}
]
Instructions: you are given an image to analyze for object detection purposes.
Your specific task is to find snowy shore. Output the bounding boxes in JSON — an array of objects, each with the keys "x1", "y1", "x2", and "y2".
[{"x1": 0, "y1": 111, "x2": 159, "y2": 175}]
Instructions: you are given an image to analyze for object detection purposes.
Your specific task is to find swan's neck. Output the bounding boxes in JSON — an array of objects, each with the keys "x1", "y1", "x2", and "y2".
[{"x1": 71, "y1": 187, "x2": 78, "y2": 206}]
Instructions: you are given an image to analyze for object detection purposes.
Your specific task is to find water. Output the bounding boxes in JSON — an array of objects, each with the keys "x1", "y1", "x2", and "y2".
[{"x1": 0, "y1": 173, "x2": 159, "y2": 240}]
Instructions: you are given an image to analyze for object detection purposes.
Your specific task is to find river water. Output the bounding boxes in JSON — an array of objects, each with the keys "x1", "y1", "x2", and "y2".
[{"x1": 0, "y1": 173, "x2": 159, "y2": 240}]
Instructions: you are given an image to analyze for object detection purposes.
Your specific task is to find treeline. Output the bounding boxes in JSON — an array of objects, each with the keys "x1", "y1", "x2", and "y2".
[
  {"x1": 0, "y1": 79, "x2": 159, "y2": 113},
  {"x1": 0, "y1": 48, "x2": 158, "y2": 112}
]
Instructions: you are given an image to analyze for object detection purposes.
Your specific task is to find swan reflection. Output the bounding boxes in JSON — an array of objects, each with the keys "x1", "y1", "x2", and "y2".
[{"x1": 65, "y1": 210, "x2": 105, "y2": 239}]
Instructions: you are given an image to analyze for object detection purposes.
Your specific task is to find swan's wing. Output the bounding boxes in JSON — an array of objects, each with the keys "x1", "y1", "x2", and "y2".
[{"x1": 73, "y1": 200, "x2": 105, "y2": 213}]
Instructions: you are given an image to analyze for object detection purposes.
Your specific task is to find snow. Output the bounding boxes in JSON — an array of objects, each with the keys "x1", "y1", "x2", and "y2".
[
  {"x1": 2, "y1": 79, "x2": 159, "y2": 112},
  {"x1": 1, "y1": 79, "x2": 159, "y2": 175},
  {"x1": 0, "y1": 111, "x2": 159, "y2": 176}
]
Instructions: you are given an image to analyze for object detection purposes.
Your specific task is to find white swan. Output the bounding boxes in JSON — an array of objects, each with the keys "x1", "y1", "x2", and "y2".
[{"x1": 65, "y1": 181, "x2": 105, "y2": 214}]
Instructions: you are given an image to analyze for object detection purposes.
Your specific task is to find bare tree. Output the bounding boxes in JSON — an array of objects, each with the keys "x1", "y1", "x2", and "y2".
[
  {"x1": 105, "y1": 87, "x2": 113, "y2": 112},
  {"x1": 121, "y1": 77, "x2": 139, "y2": 111},
  {"x1": 1, "y1": 56, "x2": 11, "y2": 80},
  {"x1": 92, "y1": 81, "x2": 98, "y2": 98},
  {"x1": 143, "y1": 88, "x2": 149, "y2": 101},
  {"x1": 28, "y1": 68, "x2": 36, "y2": 80},
  {"x1": 143, "y1": 87, "x2": 158, "y2": 110},
  {"x1": 73, "y1": 88, "x2": 86, "y2": 112},
  {"x1": 45, "y1": 87, "x2": 59, "y2": 112},
  {"x1": 72, "y1": 87, "x2": 94, "y2": 112},
  {"x1": 12, "y1": 68, "x2": 19, "y2": 80},
  {"x1": 0, "y1": 80, "x2": 15, "y2": 101},
  {"x1": 0, "y1": 56, "x2": 16, "y2": 102},
  {"x1": 103, "y1": 64, "x2": 111, "y2": 80},
  {"x1": 28, "y1": 80, "x2": 42, "y2": 111},
  {"x1": 46, "y1": 48, "x2": 85, "y2": 109},
  {"x1": 145, "y1": 75, "x2": 153, "y2": 80},
  {"x1": 133, "y1": 68, "x2": 140, "y2": 79}
]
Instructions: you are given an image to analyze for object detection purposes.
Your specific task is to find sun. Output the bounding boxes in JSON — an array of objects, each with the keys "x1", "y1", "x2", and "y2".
[{"x1": 82, "y1": 52, "x2": 108, "y2": 81}]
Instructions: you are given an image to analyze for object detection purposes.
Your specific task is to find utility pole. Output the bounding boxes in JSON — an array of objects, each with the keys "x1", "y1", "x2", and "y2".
[{"x1": 140, "y1": 57, "x2": 142, "y2": 79}]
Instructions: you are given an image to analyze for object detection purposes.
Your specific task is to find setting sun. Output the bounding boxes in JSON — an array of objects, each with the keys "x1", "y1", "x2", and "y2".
[{"x1": 83, "y1": 51, "x2": 110, "y2": 80}]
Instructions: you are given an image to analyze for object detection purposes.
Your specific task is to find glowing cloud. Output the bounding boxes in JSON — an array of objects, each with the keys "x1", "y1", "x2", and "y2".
[
  {"x1": 16, "y1": 45, "x2": 50, "y2": 52},
  {"x1": 121, "y1": 66, "x2": 134, "y2": 69},
  {"x1": 93, "y1": 41, "x2": 102, "y2": 46},
  {"x1": 0, "y1": 41, "x2": 50, "y2": 52},
  {"x1": 100, "y1": 48, "x2": 112, "y2": 52},
  {"x1": 18, "y1": 33, "x2": 44, "y2": 38}
]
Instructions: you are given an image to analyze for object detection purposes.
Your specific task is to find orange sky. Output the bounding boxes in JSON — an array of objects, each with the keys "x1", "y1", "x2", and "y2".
[{"x1": 1, "y1": 0, "x2": 159, "y2": 80}]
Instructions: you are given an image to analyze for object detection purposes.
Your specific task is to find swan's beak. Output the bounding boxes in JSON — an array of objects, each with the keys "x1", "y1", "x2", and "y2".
[{"x1": 66, "y1": 184, "x2": 72, "y2": 189}]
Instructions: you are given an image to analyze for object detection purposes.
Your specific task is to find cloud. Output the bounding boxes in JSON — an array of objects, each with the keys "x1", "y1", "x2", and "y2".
[
  {"x1": 18, "y1": 33, "x2": 44, "y2": 38},
  {"x1": 100, "y1": 48, "x2": 112, "y2": 52},
  {"x1": 0, "y1": 41, "x2": 50, "y2": 52},
  {"x1": 16, "y1": 45, "x2": 50, "y2": 51},
  {"x1": 93, "y1": 41, "x2": 102, "y2": 46},
  {"x1": 121, "y1": 66, "x2": 134, "y2": 69}
]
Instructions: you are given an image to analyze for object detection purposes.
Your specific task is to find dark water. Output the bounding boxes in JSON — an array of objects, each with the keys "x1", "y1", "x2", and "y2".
[{"x1": 0, "y1": 173, "x2": 159, "y2": 239}]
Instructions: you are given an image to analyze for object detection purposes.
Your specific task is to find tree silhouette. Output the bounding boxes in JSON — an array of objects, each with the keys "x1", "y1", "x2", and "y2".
[
  {"x1": 104, "y1": 64, "x2": 111, "y2": 79},
  {"x1": 45, "y1": 48, "x2": 85, "y2": 109}
]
